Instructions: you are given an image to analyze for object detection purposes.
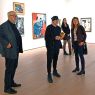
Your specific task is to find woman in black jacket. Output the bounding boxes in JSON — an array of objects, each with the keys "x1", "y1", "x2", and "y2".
[
  {"x1": 71, "y1": 17, "x2": 87, "y2": 75},
  {"x1": 61, "y1": 18, "x2": 71, "y2": 55}
]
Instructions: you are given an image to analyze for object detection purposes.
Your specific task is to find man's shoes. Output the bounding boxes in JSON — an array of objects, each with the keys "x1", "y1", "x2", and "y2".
[
  {"x1": 53, "y1": 70, "x2": 61, "y2": 77},
  {"x1": 4, "y1": 88, "x2": 17, "y2": 94},
  {"x1": 48, "y1": 74, "x2": 53, "y2": 83},
  {"x1": 12, "y1": 83, "x2": 21, "y2": 87},
  {"x1": 72, "y1": 68, "x2": 79, "y2": 72},
  {"x1": 77, "y1": 71, "x2": 85, "y2": 75}
]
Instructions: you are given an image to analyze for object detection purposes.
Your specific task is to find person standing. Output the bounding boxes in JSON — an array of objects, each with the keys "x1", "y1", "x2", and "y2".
[
  {"x1": 61, "y1": 18, "x2": 71, "y2": 55},
  {"x1": 45, "y1": 16, "x2": 64, "y2": 83},
  {"x1": 71, "y1": 17, "x2": 86, "y2": 75},
  {"x1": 0, "y1": 11, "x2": 23, "y2": 94}
]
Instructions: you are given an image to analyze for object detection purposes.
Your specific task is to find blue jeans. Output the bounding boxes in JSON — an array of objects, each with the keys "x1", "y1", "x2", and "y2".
[{"x1": 73, "y1": 41, "x2": 85, "y2": 71}]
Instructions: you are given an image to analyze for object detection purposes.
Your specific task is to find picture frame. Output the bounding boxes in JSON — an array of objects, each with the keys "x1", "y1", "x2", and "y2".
[
  {"x1": 32, "y1": 13, "x2": 46, "y2": 39},
  {"x1": 80, "y1": 18, "x2": 92, "y2": 32},
  {"x1": 16, "y1": 17, "x2": 24, "y2": 36},
  {"x1": 13, "y1": 2, "x2": 25, "y2": 15}
]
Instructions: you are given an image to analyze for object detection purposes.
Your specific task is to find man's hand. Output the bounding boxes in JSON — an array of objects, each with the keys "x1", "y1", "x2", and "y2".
[
  {"x1": 7, "y1": 43, "x2": 12, "y2": 48},
  {"x1": 55, "y1": 36, "x2": 60, "y2": 40}
]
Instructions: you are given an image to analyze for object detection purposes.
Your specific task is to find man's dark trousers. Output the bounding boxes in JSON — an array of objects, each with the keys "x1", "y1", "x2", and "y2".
[
  {"x1": 47, "y1": 48, "x2": 59, "y2": 74},
  {"x1": 4, "y1": 55, "x2": 19, "y2": 90}
]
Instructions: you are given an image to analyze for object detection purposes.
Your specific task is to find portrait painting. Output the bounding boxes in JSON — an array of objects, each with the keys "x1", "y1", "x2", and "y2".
[{"x1": 80, "y1": 18, "x2": 92, "y2": 32}]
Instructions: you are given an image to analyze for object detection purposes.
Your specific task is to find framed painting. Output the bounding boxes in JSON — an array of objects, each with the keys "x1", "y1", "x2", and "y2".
[
  {"x1": 16, "y1": 17, "x2": 24, "y2": 36},
  {"x1": 13, "y1": 2, "x2": 25, "y2": 15},
  {"x1": 80, "y1": 18, "x2": 92, "y2": 32},
  {"x1": 32, "y1": 13, "x2": 46, "y2": 39}
]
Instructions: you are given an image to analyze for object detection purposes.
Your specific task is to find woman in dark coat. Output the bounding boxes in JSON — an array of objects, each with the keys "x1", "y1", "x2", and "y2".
[
  {"x1": 61, "y1": 18, "x2": 71, "y2": 55},
  {"x1": 71, "y1": 17, "x2": 87, "y2": 75}
]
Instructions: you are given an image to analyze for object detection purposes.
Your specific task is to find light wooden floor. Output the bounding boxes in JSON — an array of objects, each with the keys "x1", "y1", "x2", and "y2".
[{"x1": 0, "y1": 44, "x2": 95, "y2": 95}]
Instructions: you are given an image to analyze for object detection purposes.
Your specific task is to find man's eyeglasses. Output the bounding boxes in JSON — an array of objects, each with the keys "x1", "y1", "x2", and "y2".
[{"x1": 10, "y1": 14, "x2": 17, "y2": 17}]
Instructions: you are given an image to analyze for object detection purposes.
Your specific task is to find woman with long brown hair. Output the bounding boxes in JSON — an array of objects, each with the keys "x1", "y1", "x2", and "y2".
[{"x1": 71, "y1": 17, "x2": 87, "y2": 75}]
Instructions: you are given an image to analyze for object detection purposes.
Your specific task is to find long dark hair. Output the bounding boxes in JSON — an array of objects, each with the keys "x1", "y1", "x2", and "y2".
[{"x1": 62, "y1": 18, "x2": 68, "y2": 27}]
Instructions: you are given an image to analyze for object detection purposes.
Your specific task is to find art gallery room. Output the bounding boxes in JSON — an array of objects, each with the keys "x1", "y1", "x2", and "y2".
[{"x1": 0, "y1": 0, "x2": 95, "y2": 95}]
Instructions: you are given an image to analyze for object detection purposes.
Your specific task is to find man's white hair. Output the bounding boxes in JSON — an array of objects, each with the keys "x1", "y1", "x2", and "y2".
[{"x1": 7, "y1": 11, "x2": 16, "y2": 17}]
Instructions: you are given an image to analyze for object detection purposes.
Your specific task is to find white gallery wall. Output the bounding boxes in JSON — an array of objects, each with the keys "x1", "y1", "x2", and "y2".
[{"x1": 0, "y1": 0, "x2": 95, "y2": 50}]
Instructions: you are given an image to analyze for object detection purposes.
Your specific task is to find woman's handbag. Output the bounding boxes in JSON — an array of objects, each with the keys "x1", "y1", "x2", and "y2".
[{"x1": 83, "y1": 42, "x2": 88, "y2": 55}]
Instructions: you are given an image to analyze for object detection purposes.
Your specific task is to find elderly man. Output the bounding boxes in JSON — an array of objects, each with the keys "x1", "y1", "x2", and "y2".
[{"x1": 0, "y1": 11, "x2": 23, "y2": 94}]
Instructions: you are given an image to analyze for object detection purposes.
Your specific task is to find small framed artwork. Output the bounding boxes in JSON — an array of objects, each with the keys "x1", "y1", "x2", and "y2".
[
  {"x1": 16, "y1": 17, "x2": 24, "y2": 36},
  {"x1": 13, "y1": 2, "x2": 25, "y2": 15},
  {"x1": 32, "y1": 13, "x2": 46, "y2": 39},
  {"x1": 80, "y1": 18, "x2": 92, "y2": 32}
]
